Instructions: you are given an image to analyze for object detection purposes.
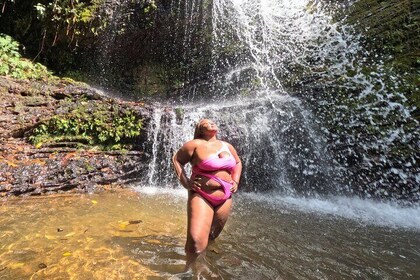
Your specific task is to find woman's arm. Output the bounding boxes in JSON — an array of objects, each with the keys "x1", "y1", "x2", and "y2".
[
  {"x1": 227, "y1": 143, "x2": 242, "y2": 193},
  {"x1": 172, "y1": 140, "x2": 201, "y2": 191}
]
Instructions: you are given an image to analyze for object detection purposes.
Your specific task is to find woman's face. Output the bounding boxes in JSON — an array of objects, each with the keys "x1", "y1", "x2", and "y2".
[{"x1": 200, "y1": 119, "x2": 218, "y2": 134}]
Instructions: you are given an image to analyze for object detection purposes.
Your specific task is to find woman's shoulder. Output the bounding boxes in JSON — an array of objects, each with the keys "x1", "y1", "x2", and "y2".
[
  {"x1": 219, "y1": 140, "x2": 238, "y2": 153},
  {"x1": 181, "y1": 139, "x2": 204, "y2": 149},
  {"x1": 219, "y1": 140, "x2": 233, "y2": 147}
]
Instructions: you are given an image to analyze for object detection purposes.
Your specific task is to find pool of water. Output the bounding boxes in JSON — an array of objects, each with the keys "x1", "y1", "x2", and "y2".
[{"x1": 1, "y1": 187, "x2": 419, "y2": 279}]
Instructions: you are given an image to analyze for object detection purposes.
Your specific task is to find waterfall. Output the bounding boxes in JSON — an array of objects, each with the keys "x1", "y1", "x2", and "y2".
[
  {"x1": 143, "y1": 95, "x2": 339, "y2": 196},
  {"x1": 140, "y1": 0, "x2": 352, "y2": 194},
  {"x1": 105, "y1": 0, "x2": 418, "y2": 200}
]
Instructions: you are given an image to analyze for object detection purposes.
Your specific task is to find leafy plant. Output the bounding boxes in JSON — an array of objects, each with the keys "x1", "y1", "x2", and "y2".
[
  {"x1": 33, "y1": 0, "x2": 106, "y2": 48},
  {"x1": 29, "y1": 103, "x2": 143, "y2": 150},
  {"x1": 0, "y1": 34, "x2": 52, "y2": 79}
]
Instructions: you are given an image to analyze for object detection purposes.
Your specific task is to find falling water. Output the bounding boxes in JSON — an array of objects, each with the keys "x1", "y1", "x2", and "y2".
[
  {"x1": 143, "y1": 94, "x2": 338, "y2": 196},
  {"x1": 139, "y1": 0, "x2": 418, "y2": 202},
  {"x1": 142, "y1": 0, "x2": 336, "y2": 188},
  {"x1": 2, "y1": 2, "x2": 419, "y2": 278}
]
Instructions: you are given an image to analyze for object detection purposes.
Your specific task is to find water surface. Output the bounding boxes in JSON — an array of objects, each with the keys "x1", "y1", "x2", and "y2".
[{"x1": 1, "y1": 188, "x2": 419, "y2": 279}]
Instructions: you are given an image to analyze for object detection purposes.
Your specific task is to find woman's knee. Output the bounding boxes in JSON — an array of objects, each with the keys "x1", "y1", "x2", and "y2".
[{"x1": 186, "y1": 235, "x2": 208, "y2": 254}]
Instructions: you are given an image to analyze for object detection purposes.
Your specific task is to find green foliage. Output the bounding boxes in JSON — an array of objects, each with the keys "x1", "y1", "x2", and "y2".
[
  {"x1": 0, "y1": 34, "x2": 52, "y2": 79},
  {"x1": 0, "y1": 0, "x2": 109, "y2": 75},
  {"x1": 62, "y1": 70, "x2": 89, "y2": 83},
  {"x1": 34, "y1": 0, "x2": 104, "y2": 43},
  {"x1": 29, "y1": 103, "x2": 143, "y2": 150}
]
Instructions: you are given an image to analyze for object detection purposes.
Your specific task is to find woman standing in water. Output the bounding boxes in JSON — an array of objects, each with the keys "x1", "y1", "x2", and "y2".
[{"x1": 172, "y1": 119, "x2": 242, "y2": 265}]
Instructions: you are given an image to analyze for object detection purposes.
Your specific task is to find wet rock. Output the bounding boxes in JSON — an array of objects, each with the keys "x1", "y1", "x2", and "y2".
[
  {"x1": 128, "y1": 220, "x2": 142, "y2": 224},
  {"x1": 38, "y1": 263, "x2": 47, "y2": 269},
  {"x1": 0, "y1": 76, "x2": 150, "y2": 196}
]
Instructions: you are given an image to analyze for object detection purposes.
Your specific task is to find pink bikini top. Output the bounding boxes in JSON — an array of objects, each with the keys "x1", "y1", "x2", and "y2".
[{"x1": 192, "y1": 142, "x2": 236, "y2": 173}]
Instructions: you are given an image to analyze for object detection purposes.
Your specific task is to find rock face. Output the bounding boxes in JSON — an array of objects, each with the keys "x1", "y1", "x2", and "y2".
[{"x1": 0, "y1": 77, "x2": 151, "y2": 196}]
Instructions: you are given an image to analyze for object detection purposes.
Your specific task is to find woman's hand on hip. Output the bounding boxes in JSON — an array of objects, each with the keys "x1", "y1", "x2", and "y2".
[
  {"x1": 230, "y1": 181, "x2": 238, "y2": 193},
  {"x1": 187, "y1": 177, "x2": 201, "y2": 191}
]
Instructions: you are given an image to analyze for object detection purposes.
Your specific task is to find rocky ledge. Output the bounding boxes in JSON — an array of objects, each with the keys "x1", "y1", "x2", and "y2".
[{"x1": 0, "y1": 77, "x2": 151, "y2": 196}]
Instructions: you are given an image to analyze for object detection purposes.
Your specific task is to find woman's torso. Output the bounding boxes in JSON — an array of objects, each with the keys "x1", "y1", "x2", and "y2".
[{"x1": 191, "y1": 140, "x2": 235, "y2": 195}]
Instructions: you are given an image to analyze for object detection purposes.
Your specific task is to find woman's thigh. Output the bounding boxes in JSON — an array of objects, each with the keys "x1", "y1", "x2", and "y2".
[
  {"x1": 211, "y1": 198, "x2": 232, "y2": 238},
  {"x1": 187, "y1": 192, "x2": 215, "y2": 243}
]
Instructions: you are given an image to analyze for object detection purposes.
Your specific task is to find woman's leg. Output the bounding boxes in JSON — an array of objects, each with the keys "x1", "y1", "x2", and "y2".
[
  {"x1": 209, "y1": 198, "x2": 232, "y2": 240},
  {"x1": 185, "y1": 191, "x2": 214, "y2": 266}
]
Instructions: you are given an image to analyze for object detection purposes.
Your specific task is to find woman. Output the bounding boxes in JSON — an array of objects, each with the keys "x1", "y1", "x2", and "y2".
[{"x1": 172, "y1": 119, "x2": 242, "y2": 265}]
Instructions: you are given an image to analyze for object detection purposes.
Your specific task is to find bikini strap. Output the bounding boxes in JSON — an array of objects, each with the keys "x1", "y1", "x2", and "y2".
[
  {"x1": 216, "y1": 141, "x2": 231, "y2": 154},
  {"x1": 192, "y1": 170, "x2": 232, "y2": 188}
]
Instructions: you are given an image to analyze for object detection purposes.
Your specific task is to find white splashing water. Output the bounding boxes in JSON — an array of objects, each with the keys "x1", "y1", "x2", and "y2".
[
  {"x1": 143, "y1": 0, "x2": 365, "y2": 193},
  {"x1": 209, "y1": 0, "x2": 418, "y2": 192},
  {"x1": 148, "y1": 0, "x2": 417, "y2": 197},
  {"x1": 133, "y1": 184, "x2": 420, "y2": 230},
  {"x1": 210, "y1": 0, "x2": 414, "y2": 127},
  {"x1": 243, "y1": 193, "x2": 420, "y2": 230},
  {"x1": 133, "y1": 0, "x2": 420, "y2": 229},
  {"x1": 210, "y1": 0, "x2": 360, "y2": 94},
  {"x1": 144, "y1": 93, "x2": 336, "y2": 194}
]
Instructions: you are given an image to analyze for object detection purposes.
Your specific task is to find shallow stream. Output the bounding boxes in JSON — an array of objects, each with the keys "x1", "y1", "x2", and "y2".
[{"x1": 1, "y1": 187, "x2": 419, "y2": 279}]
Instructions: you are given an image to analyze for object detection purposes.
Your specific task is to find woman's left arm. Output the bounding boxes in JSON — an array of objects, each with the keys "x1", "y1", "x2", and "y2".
[{"x1": 227, "y1": 143, "x2": 242, "y2": 193}]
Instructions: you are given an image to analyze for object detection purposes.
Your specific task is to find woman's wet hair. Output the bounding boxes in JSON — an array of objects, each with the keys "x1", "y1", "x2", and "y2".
[{"x1": 193, "y1": 119, "x2": 205, "y2": 139}]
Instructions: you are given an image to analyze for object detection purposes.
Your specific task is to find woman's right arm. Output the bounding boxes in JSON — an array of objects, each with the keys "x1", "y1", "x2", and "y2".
[{"x1": 172, "y1": 140, "x2": 201, "y2": 191}]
